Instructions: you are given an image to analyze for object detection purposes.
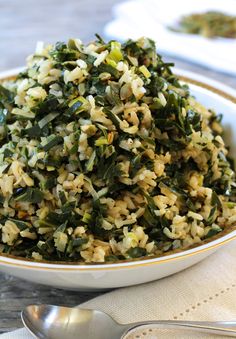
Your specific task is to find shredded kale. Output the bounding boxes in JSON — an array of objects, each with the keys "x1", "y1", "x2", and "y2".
[
  {"x1": 14, "y1": 188, "x2": 44, "y2": 204},
  {"x1": 0, "y1": 36, "x2": 235, "y2": 263}
]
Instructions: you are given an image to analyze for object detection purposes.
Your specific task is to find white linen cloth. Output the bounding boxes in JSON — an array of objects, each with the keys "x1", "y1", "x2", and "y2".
[
  {"x1": 104, "y1": 0, "x2": 236, "y2": 75},
  {"x1": 1, "y1": 240, "x2": 236, "y2": 338}
]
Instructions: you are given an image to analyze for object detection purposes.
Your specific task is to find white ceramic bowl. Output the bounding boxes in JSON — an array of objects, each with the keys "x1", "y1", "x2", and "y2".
[{"x1": 0, "y1": 68, "x2": 236, "y2": 291}]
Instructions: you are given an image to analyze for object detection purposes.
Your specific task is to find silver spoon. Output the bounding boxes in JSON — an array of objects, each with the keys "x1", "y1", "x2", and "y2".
[{"x1": 22, "y1": 304, "x2": 236, "y2": 338}]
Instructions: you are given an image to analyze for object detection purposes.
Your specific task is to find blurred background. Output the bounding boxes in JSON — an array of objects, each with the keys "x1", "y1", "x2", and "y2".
[
  {"x1": 0, "y1": 0, "x2": 235, "y2": 86},
  {"x1": 0, "y1": 0, "x2": 119, "y2": 71}
]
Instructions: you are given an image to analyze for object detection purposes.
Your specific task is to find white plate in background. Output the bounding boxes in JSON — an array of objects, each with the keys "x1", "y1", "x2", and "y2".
[{"x1": 105, "y1": 0, "x2": 236, "y2": 75}]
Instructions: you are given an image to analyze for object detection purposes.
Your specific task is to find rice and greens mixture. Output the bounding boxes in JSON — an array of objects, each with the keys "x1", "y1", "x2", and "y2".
[{"x1": 0, "y1": 36, "x2": 236, "y2": 262}]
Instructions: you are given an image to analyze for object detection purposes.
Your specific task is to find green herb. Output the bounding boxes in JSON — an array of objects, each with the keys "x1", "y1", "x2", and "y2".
[
  {"x1": 211, "y1": 191, "x2": 222, "y2": 208},
  {"x1": 86, "y1": 150, "x2": 96, "y2": 172},
  {"x1": 127, "y1": 247, "x2": 147, "y2": 258},
  {"x1": 205, "y1": 206, "x2": 218, "y2": 225},
  {"x1": 0, "y1": 194, "x2": 4, "y2": 205},
  {"x1": 103, "y1": 108, "x2": 121, "y2": 130},
  {"x1": 0, "y1": 108, "x2": 8, "y2": 140},
  {"x1": 14, "y1": 188, "x2": 44, "y2": 204},
  {"x1": 205, "y1": 227, "x2": 222, "y2": 239},
  {"x1": 38, "y1": 112, "x2": 59, "y2": 129},
  {"x1": 0, "y1": 84, "x2": 14, "y2": 111},
  {"x1": 41, "y1": 177, "x2": 57, "y2": 190},
  {"x1": 42, "y1": 136, "x2": 64, "y2": 151},
  {"x1": 50, "y1": 42, "x2": 79, "y2": 62},
  {"x1": 72, "y1": 237, "x2": 88, "y2": 248}
]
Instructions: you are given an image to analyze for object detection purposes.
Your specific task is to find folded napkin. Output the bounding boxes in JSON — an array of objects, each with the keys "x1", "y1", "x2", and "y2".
[
  {"x1": 104, "y1": 0, "x2": 236, "y2": 75},
  {"x1": 1, "y1": 240, "x2": 236, "y2": 338}
]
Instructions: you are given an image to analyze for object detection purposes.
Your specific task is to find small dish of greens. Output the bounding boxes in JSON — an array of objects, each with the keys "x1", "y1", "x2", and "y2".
[{"x1": 170, "y1": 11, "x2": 236, "y2": 39}]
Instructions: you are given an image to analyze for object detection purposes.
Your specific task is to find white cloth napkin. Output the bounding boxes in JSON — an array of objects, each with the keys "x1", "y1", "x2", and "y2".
[
  {"x1": 104, "y1": 0, "x2": 236, "y2": 75},
  {"x1": 2, "y1": 240, "x2": 236, "y2": 338}
]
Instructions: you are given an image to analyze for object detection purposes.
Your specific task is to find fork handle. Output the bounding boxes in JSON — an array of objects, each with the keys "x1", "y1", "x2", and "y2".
[{"x1": 121, "y1": 320, "x2": 236, "y2": 337}]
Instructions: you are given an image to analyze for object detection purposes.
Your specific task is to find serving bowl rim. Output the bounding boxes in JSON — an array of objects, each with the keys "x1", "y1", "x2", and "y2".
[
  {"x1": 0, "y1": 67, "x2": 236, "y2": 270},
  {"x1": 0, "y1": 228, "x2": 236, "y2": 270}
]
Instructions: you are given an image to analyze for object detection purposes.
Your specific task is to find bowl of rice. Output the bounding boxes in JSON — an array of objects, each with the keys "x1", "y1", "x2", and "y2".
[{"x1": 0, "y1": 36, "x2": 236, "y2": 290}]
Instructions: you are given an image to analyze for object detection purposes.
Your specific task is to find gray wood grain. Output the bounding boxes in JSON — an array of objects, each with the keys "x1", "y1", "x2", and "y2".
[
  {"x1": 0, "y1": 273, "x2": 103, "y2": 334},
  {"x1": 0, "y1": 0, "x2": 235, "y2": 334}
]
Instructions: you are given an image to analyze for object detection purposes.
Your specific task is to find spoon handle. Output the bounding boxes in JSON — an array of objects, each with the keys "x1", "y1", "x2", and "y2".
[{"x1": 122, "y1": 320, "x2": 236, "y2": 337}]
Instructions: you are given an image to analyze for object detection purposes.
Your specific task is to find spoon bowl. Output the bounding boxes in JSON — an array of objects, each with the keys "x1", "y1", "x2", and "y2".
[
  {"x1": 22, "y1": 304, "x2": 236, "y2": 338},
  {"x1": 21, "y1": 305, "x2": 126, "y2": 339}
]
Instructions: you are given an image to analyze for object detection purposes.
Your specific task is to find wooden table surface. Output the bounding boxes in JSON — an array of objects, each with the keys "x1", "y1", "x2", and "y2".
[{"x1": 0, "y1": 0, "x2": 236, "y2": 334}]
